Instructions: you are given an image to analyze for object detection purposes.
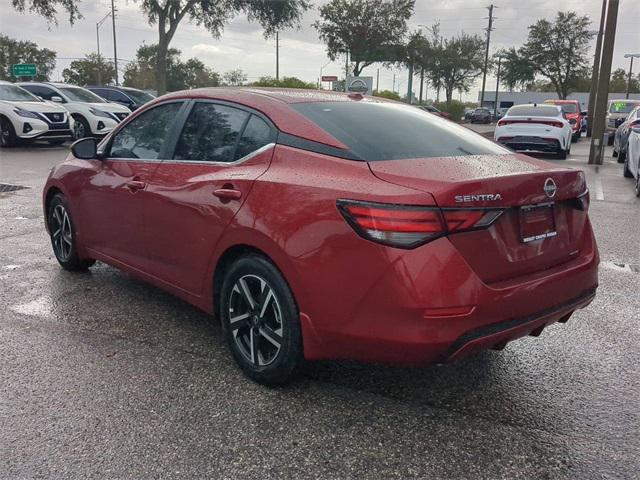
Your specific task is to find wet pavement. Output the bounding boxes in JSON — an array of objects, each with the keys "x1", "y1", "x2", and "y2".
[{"x1": 1, "y1": 140, "x2": 639, "y2": 479}]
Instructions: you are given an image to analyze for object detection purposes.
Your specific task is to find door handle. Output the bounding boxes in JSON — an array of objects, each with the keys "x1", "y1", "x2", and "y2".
[
  {"x1": 213, "y1": 188, "x2": 242, "y2": 200},
  {"x1": 126, "y1": 180, "x2": 146, "y2": 192}
]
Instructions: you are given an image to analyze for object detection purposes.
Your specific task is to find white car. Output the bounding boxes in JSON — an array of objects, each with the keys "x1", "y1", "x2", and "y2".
[
  {"x1": 17, "y1": 82, "x2": 131, "y2": 139},
  {"x1": 0, "y1": 81, "x2": 74, "y2": 147},
  {"x1": 623, "y1": 116, "x2": 640, "y2": 197},
  {"x1": 494, "y1": 104, "x2": 573, "y2": 159}
]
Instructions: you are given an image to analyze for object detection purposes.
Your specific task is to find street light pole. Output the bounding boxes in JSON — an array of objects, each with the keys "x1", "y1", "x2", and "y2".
[
  {"x1": 624, "y1": 53, "x2": 640, "y2": 99},
  {"x1": 493, "y1": 55, "x2": 502, "y2": 118},
  {"x1": 276, "y1": 31, "x2": 280, "y2": 81},
  {"x1": 96, "y1": 12, "x2": 112, "y2": 85},
  {"x1": 589, "y1": 0, "x2": 619, "y2": 165},
  {"x1": 587, "y1": 0, "x2": 607, "y2": 137},
  {"x1": 110, "y1": 0, "x2": 119, "y2": 86},
  {"x1": 480, "y1": 4, "x2": 496, "y2": 107}
]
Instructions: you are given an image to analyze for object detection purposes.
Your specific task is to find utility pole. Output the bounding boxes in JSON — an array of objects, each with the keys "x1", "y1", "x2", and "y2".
[
  {"x1": 479, "y1": 4, "x2": 496, "y2": 107},
  {"x1": 407, "y1": 61, "x2": 414, "y2": 103},
  {"x1": 419, "y1": 67, "x2": 424, "y2": 103},
  {"x1": 587, "y1": 0, "x2": 607, "y2": 137},
  {"x1": 96, "y1": 11, "x2": 112, "y2": 85},
  {"x1": 344, "y1": 50, "x2": 349, "y2": 91},
  {"x1": 392, "y1": 73, "x2": 396, "y2": 93},
  {"x1": 493, "y1": 55, "x2": 502, "y2": 118},
  {"x1": 589, "y1": 0, "x2": 619, "y2": 165},
  {"x1": 624, "y1": 54, "x2": 640, "y2": 99},
  {"x1": 110, "y1": 0, "x2": 118, "y2": 86},
  {"x1": 376, "y1": 68, "x2": 380, "y2": 93},
  {"x1": 276, "y1": 31, "x2": 280, "y2": 81}
]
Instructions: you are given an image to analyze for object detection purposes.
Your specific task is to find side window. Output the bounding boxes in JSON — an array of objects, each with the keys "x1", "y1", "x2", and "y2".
[
  {"x1": 24, "y1": 85, "x2": 54, "y2": 100},
  {"x1": 174, "y1": 103, "x2": 248, "y2": 162},
  {"x1": 109, "y1": 102, "x2": 182, "y2": 159},
  {"x1": 91, "y1": 89, "x2": 110, "y2": 100},
  {"x1": 111, "y1": 90, "x2": 130, "y2": 103},
  {"x1": 235, "y1": 115, "x2": 274, "y2": 160}
]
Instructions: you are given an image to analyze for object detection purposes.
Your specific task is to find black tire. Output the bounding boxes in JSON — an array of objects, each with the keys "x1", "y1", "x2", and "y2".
[
  {"x1": 613, "y1": 149, "x2": 618, "y2": 158},
  {"x1": 219, "y1": 254, "x2": 303, "y2": 386},
  {"x1": 635, "y1": 174, "x2": 640, "y2": 198},
  {"x1": 607, "y1": 134, "x2": 614, "y2": 146},
  {"x1": 0, "y1": 116, "x2": 18, "y2": 148},
  {"x1": 623, "y1": 156, "x2": 633, "y2": 178},
  {"x1": 72, "y1": 115, "x2": 91, "y2": 139},
  {"x1": 557, "y1": 146, "x2": 567, "y2": 160},
  {"x1": 618, "y1": 148, "x2": 626, "y2": 164},
  {"x1": 47, "y1": 193, "x2": 95, "y2": 271},
  {"x1": 48, "y1": 139, "x2": 67, "y2": 146},
  {"x1": 572, "y1": 132, "x2": 579, "y2": 143}
]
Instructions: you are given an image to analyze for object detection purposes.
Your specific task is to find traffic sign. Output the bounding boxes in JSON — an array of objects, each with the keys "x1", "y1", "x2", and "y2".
[
  {"x1": 321, "y1": 75, "x2": 338, "y2": 82},
  {"x1": 12, "y1": 64, "x2": 37, "y2": 77}
]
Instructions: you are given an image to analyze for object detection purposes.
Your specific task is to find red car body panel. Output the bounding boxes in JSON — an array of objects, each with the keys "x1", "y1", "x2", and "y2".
[
  {"x1": 545, "y1": 99, "x2": 582, "y2": 134},
  {"x1": 43, "y1": 88, "x2": 599, "y2": 366}
]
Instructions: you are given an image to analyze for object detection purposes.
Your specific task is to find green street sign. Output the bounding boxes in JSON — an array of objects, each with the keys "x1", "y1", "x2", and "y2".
[{"x1": 12, "y1": 64, "x2": 38, "y2": 77}]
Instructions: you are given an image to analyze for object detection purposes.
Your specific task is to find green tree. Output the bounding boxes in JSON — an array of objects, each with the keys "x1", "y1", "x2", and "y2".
[
  {"x1": 425, "y1": 33, "x2": 485, "y2": 104},
  {"x1": 610, "y1": 68, "x2": 640, "y2": 93},
  {"x1": 135, "y1": 0, "x2": 310, "y2": 95},
  {"x1": 0, "y1": 35, "x2": 56, "y2": 81},
  {"x1": 314, "y1": 0, "x2": 415, "y2": 77},
  {"x1": 123, "y1": 44, "x2": 219, "y2": 91},
  {"x1": 522, "y1": 11, "x2": 593, "y2": 99},
  {"x1": 62, "y1": 53, "x2": 116, "y2": 86},
  {"x1": 251, "y1": 76, "x2": 316, "y2": 88},
  {"x1": 498, "y1": 47, "x2": 535, "y2": 92},
  {"x1": 373, "y1": 89, "x2": 401, "y2": 101},
  {"x1": 223, "y1": 68, "x2": 248, "y2": 86},
  {"x1": 9, "y1": 0, "x2": 80, "y2": 24}
]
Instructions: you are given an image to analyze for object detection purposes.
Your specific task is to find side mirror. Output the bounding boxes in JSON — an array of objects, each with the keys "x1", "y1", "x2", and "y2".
[
  {"x1": 71, "y1": 137, "x2": 99, "y2": 159},
  {"x1": 51, "y1": 95, "x2": 63, "y2": 103}
]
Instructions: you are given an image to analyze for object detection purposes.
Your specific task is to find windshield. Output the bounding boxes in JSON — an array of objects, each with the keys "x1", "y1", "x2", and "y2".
[
  {"x1": 59, "y1": 87, "x2": 106, "y2": 103},
  {"x1": 609, "y1": 101, "x2": 640, "y2": 114},
  {"x1": 291, "y1": 101, "x2": 508, "y2": 161},
  {"x1": 124, "y1": 89, "x2": 155, "y2": 104},
  {"x1": 559, "y1": 104, "x2": 577, "y2": 114},
  {"x1": 507, "y1": 105, "x2": 559, "y2": 117},
  {"x1": 0, "y1": 84, "x2": 41, "y2": 102}
]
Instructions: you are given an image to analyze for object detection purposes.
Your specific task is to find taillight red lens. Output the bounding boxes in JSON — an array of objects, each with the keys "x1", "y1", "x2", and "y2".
[
  {"x1": 337, "y1": 200, "x2": 503, "y2": 249},
  {"x1": 497, "y1": 119, "x2": 563, "y2": 128}
]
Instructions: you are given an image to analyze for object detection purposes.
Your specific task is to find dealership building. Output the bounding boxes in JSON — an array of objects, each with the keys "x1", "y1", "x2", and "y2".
[{"x1": 479, "y1": 91, "x2": 640, "y2": 110}]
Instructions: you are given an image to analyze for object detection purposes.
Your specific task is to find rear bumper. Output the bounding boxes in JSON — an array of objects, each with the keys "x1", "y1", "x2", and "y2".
[
  {"x1": 497, "y1": 136, "x2": 562, "y2": 154},
  {"x1": 302, "y1": 222, "x2": 599, "y2": 365}
]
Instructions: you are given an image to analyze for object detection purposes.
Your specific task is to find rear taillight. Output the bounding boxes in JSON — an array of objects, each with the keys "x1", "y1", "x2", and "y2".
[
  {"x1": 498, "y1": 119, "x2": 563, "y2": 128},
  {"x1": 337, "y1": 199, "x2": 503, "y2": 249}
]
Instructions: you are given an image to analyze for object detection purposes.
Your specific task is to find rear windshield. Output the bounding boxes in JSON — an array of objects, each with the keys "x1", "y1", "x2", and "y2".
[
  {"x1": 291, "y1": 101, "x2": 508, "y2": 161},
  {"x1": 124, "y1": 89, "x2": 155, "y2": 104},
  {"x1": 507, "y1": 105, "x2": 559, "y2": 117},
  {"x1": 545, "y1": 102, "x2": 578, "y2": 114},
  {"x1": 609, "y1": 101, "x2": 640, "y2": 114}
]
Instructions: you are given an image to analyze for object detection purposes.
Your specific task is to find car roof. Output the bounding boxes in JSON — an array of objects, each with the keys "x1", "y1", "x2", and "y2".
[
  {"x1": 136, "y1": 87, "x2": 396, "y2": 150},
  {"x1": 544, "y1": 99, "x2": 578, "y2": 104}
]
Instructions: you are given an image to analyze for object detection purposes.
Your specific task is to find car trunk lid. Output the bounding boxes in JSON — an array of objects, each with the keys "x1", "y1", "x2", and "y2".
[{"x1": 368, "y1": 153, "x2": 589, "y2": 283}]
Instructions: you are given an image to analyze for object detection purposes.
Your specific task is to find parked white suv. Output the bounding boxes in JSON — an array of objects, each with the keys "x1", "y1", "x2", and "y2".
[
  {"x1": 17, "y1": 82, "x2": 131, "y2": 139},
  {"x1": 0, "y1": 81, "x2": 74, "y2": 147}
]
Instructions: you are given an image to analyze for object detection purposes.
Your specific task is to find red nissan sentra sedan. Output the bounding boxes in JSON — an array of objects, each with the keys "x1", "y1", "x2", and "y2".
[{"x1": 43, "y1": 88, "x2": 599, "y2": 385}]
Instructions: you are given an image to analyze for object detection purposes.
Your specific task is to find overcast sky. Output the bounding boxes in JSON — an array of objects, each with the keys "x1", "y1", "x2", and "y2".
[{"x1": 1, "y1": 0, "x2": 638, "y2": 100}]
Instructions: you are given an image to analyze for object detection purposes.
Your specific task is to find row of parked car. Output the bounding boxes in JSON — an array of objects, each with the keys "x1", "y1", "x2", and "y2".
[{"x1": 0, "y1": 81, "x2": 154, "y2": 147}]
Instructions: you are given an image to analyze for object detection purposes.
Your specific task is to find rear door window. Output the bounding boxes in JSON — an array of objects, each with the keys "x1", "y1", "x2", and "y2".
[
  {"x1": 291, "y1": 101, "x2": 507, "y2": 161},
  {"x1": 234, "y1": 115, "x2": 275, "y2": 160},
  {"x1": 174, "y1": 103, "x2": 249, "y2": 162},
  {"x1": 109, "y1": 102, "x2": 183, "y2": 159}
]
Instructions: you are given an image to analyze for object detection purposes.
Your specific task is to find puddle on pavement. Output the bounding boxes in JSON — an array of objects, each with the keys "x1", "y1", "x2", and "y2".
[{"x1": 10, "y1": 295, "x2": 52, "y2": 318}]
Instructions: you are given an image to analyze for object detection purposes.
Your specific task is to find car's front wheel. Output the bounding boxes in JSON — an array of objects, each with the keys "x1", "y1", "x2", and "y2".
[
  {"x1": 0, "y1": 117, "x2": 17, "y2": 148},
  {"x1": 220, "y1": 254, "x2": 303, "y2": 385},
  {"x1": 47, "y1": 193, "x2": 95, "y2": 271},
  {"x1": 72, "y1": 115, "x2": 91, "y2": 139}
]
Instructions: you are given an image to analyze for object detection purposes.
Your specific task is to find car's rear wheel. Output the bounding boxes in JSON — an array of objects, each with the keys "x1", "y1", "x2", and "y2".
[
  {"x1": 618, "y1": 148, "x2": 626, "y2": 164},
  {"x1": 0, "y1": 117, "x2": 17, "y2": 148},
  {"x1": 220, "y1": 254, "x2": 303, "y2": 385},
  {"x1": 557, "y1": 143, "x2": 568, "y2": 160},
  {"x1": 623, "y1": 156, "x2": 633, "y2": 178},
  {"x1": 47, "y1": 193, "x2": 95, "y2": 271},
  {"x1": 572, "y1": 132, "x2": 579, "y2": 143}
]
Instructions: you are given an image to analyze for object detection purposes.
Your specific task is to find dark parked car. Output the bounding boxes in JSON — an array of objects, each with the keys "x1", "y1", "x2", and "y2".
[
  {"x1": 471, "y1": 107, "x2": 492, "y2": 124},
  {"x1": 417, "y1": 104, "x2": 451, "y2": 120},
  {"x1": 86, "y1": 86, "x2": 155, "y2": 111},
  {"x1": 614, "y1": 106, "x2": 640, "y2": 164}
]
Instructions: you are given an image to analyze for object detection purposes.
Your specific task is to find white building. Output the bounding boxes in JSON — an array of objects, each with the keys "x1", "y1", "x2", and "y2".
[{"x1": 478, "y1": 91, "x2": 640, "y2": 110}]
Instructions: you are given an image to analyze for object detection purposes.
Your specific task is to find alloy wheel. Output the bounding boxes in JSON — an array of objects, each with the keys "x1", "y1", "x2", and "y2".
[
  {"x1": 228, "y1": 274, "x2": 283, "y2": 367},
  {"x1": 73, "y1": 120, "x2": 85, "y2": 139},
  {"x1": 635, "y1": 175, "x2": 640, "y2": 197},
  {"x1": 0, "y1": 123, "x2": 9, "y2": 146},
  {"x1": 50, "y1": 204, "x2": 73, "y2": 261}
]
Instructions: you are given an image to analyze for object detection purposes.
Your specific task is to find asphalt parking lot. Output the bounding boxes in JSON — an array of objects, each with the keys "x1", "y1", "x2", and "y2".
[{"x1": 1, "y1": 137, "x2": 639, "y2": 479}]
